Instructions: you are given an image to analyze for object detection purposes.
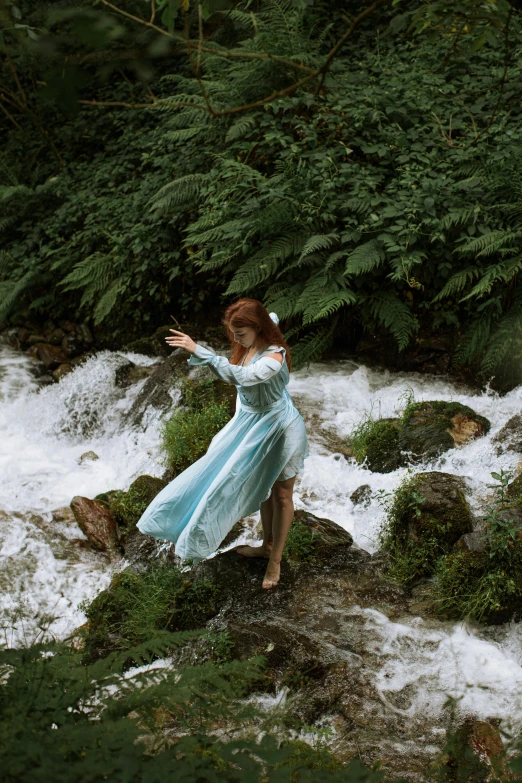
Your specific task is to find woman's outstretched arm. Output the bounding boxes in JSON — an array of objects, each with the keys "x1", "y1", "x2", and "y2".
[
  {"x1": 188, "y1": 344, "x2": 283, "y2": 386},
  {"x1": 165, "y1": 329, "x2": 284, "y2": 387}
]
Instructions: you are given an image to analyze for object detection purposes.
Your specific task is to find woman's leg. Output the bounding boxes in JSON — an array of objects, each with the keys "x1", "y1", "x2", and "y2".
[
  {"x1": 263, "y1": 476, "x2": 295, "y2": 589},
  {"x1": 236, "y1": 494, "x2": 274, "y2": 557}
]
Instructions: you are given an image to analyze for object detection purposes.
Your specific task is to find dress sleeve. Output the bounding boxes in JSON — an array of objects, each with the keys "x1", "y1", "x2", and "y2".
[{"x1": 187, "y1": 344, "x2": 284, "y2": 387}]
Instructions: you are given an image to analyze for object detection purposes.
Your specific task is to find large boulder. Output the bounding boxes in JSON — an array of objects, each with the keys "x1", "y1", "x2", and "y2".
[
  {"x1": 350, "y1": 401, "x2": 490, "y2": 473},
  {"x1": 398, "y1": 401, "x2": 490, "y2": 461},
  {"x1": 402, "y1": 472, "x2": 472, "y2": 545},
  {"x1": 127, "y1": 351, "x2": 190, "y2": 425},
  {"x1": 70, "y1": 496, "x2": 119, "y2": 553}
]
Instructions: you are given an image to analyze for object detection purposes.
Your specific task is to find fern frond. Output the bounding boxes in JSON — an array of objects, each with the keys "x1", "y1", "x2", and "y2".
[
  {"x1": 365, "y1": 291, "x2": 418, "y2": 351},
  {"x1": 305, "y1": 288, "x2": 357, "y2": 323},
  {"x1": 0, "y1": 269, "x2": 40, "y2": 320},
  {"x1": 298, "y1": 233, "x2": 339, "y2": 263},
  {"x1": 480, "y1": 293, "x2": 522, "y2": 375},
  {"x1": 292, "y1": 317, "x2": 338, "y2": 368},
  {"x1": 432, "y1": 266, "x2": 480, "y2": 301},
  {"x1": 345, "y1": 240, "x2": 384, "y2": 276},
  {"x1": 459, "y1": 230, "x2": 520, "y2": 258},
  {"x1": 150, "y1": 173, "x2": 204, "y2": 213},
  {"x1": 225, "y1": 115, "x2": 258, "y2": 142},
  {"x1": 93, "y1": 278, "x2": 127, "y2": 324},
  {"x1": 461, "y1": 256, "x2": 522, "y2": 301},
  {"x1": 164, "y1": 127, "x2": 205, "y2": 143},
  {"x1": 60, "y1": 252, "x2": 113, "y2": 294},
  {"x1": 440, "y1": 205, "x2": 481, "y2": 229}
]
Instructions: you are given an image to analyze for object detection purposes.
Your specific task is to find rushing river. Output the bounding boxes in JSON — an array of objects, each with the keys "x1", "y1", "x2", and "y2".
[{"x1": 2, "y1": 340, "x2": 522, "y2": 736}]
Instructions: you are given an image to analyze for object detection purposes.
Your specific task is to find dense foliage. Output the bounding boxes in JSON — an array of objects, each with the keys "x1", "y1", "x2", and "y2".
[{"x1": 2, "y1": 0, "x2": 522, "y2": 376}]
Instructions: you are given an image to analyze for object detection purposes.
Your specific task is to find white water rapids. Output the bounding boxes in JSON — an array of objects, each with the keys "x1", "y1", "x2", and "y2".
[{"x1": 2, "y1": 341, "x2": 522, "y2": 735}]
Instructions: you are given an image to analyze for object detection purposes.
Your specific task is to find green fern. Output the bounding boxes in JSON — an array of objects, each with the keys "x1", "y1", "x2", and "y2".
[
  {"x1": 365, "y1": 291, "x2": 418, "y2": 351},
  {"x1": 345, "y1": 240, "x2": 384, "y2": 276}
]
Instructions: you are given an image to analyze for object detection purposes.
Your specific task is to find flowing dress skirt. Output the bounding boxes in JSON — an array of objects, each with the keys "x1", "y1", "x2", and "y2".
[{"x1": 136, "y1": 390, "x2": 308, "y2": 563}]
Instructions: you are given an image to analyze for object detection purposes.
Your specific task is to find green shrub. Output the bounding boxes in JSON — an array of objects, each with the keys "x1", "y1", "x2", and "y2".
[
  {"x1": 162, "y1": 402, "x2": 231, "y2": 474},
  {"x1": 81, "y1": 563, "x2": 218, "y2": 661},
  {"x1": 110, "y1": 475, "x2": 167, "y2": 533},
  {"x1": 350, "y1": 417, "x2": 401, "y2": 473},
  {"x1": 284, "y1": 517, "x2": 317, "y2": 563}
]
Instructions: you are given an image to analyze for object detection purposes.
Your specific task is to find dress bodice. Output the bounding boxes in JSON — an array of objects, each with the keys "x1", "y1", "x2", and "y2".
[{"x1": 188, "y1": 343, "x2": 290, "y2": 412}]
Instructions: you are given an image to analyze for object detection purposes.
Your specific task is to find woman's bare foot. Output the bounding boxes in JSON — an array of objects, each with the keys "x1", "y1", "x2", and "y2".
[
  {"x1": 236, "y1": 543, "x2": 272, "y2": 558},
  {"x1": 262, "y1": 560, "x2": 280, "y2": 589}
]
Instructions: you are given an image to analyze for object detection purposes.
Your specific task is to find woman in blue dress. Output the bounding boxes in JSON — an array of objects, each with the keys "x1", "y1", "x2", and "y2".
[{"x1": 136, "y1": 298, "x2": 309, "y2": 589}]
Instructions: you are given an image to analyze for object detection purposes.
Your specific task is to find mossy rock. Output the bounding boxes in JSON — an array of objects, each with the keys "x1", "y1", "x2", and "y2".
[
  {"x1": 81, "y1": 563, "x2": 219, "y2": 662},
  {"x1": 507, "y1": 472, "x2": 522, "y2": 501},
  {"x1": 399, "y1": 400, "x2": 490, "y2": 462},
  {"x1": 382, "y1": 472, "x2": 472, "y2": 583},
  {"x1": 180, "y1": 376, "x2": 237, "y2": 418},
  {"x1": 110, "y1": 475, "x2": 167, "y2": 534},
  {"x1": 122, "y1": 336, "x2": 158, "y2": 357},
  {"x1": 350, "y1": 417, "x2": 401, "y2": 473},
  {"x1": 432, "y1": 545, "x2": 522, "y2": 622}
]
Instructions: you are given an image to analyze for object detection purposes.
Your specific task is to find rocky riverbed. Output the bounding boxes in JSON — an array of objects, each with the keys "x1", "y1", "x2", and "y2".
[{"x1": 2, "y1": 325, "x2": 522, "y2": 779}]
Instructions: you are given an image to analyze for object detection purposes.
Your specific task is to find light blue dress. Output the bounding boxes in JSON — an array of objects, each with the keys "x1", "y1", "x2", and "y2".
[{"x1": 136, "y1": 343, "x2": 309, "y2": 563}]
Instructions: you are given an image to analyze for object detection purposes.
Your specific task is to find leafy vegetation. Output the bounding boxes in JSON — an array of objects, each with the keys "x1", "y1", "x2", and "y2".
[
  {"x1": 80, "y1": 562, "x2": 219, "y2": 661},
  {"x1": 283, "y1": 516, "x2": 317, "y2": 563},
  {"x1": 432, "y1": 470, "x2": 522, "y2": 622},
  {"x1": 1, "y1": 1, "x2": 522, "y2": 379},
  {"x1": 350, "y1": 397, "x2": 490, "y2": 472},
  {"x1": 162, "y1": 377, "x2": 233, "y2": 474},
  {"x1": 379, "y1": 469, "x2": 522, "y2": 622}
]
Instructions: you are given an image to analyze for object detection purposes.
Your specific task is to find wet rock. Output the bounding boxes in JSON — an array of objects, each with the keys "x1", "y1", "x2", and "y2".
[
  {"x1": 399, "y1": 401, "x2": 490, "y2": 461},
  {"x1": 79, "y1": 450, "x2": 99, "y2": 464},
  {"x1": 435, "y1": 718, "x2": 506, "y2": 782},
  {"x1": 127, "y1": 351, "x2": 190, "y2": 424},
  {"x1": 59, "y1": 319, "x2": 77, "y2": 333},
  {"x1": 34, "y1": 342, "x2": 68, "y2": 369},
  {"x1": 61, "y1": 333, "x2": 82, "y2": 358},
  {"x1": 292, "y1": 510, "x2": 355, "y2": 567},
  {"x1": 110, "y1": 475, "x2": 167, "y2": 537},
  {"x1": 77, "y1": 323, "x2": 93, "y2": 343},
  {"x1": 48, "y1": 327, "x2": 65, "y2": 346},
  {"x1": 50, "y1": 506, "x2": 76, "y2": 524},
  {"x1": 354, "y1": 417, "x2": 402, "y2": 473},
  {"x1": 26, "y1": 333, "x2": 47, "y2": 345},
  {"x1": 404, "y1": 472, "x2": 472, "y2": 546},
  {"x1": 123, "y1": 323, "x2": 228, "y2": 358},
  {"x1": 70, "y1": 496, "x2": 119, "y2": 553},
  {"x1": 52, "y1": 363, "x2": 73, "y2": 382},
  {"x1": 493, "y1": 414, "x2": 522, "y2": 455},
  {"x1": 454, "y1": 530, "x2": 487, "y2": 553},
  {"x1": 350, "y1": 484, "x2": 372, "y2": 507},
  {"x1": 114, "y1": 359, "x2": 156, "y2": 388},
  {"x1": 124, "y1": 527, "x2": 179, "y2": 565}
]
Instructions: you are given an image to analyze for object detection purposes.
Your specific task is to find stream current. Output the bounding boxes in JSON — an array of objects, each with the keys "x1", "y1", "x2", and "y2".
[{"x1": 1, "y1": 341, "x2": 522, "y2": 735}]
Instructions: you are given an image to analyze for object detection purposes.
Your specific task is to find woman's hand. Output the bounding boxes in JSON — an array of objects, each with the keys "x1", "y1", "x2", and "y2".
[{"x1": 165, "y1": 329, "x2": 197, "y2": 354}]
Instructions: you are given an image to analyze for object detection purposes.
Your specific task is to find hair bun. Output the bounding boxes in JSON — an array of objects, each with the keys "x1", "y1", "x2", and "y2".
[{"x1": 269, "y1": 311, "x2": 279, "y2": 325}]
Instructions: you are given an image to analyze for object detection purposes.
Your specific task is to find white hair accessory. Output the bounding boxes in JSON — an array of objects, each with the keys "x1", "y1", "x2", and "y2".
[{"x1": 269, "y1": 311, "x2": 279, "y2": 325}]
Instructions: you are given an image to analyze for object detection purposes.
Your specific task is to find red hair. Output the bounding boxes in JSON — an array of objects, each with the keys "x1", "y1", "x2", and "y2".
[{"x1": 223, "y1": 298, "x2": 292, "y2": 371}]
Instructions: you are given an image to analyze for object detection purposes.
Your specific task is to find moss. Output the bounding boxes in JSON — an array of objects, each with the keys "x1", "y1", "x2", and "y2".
[
  {"x1": 350, "y1": 417, "x2": 401, "y2": 473},
  {"x1": 399, "y1": 400, "x2": 490, "y2": 461},
  {"x1": 507, "y1": 472, "x2": 522, "y2": 501},
  {"x1": 122, "y1": 336, "x2": 159, "y2": 356},
  {"x1": 379, "y1": 472, "x2": 472, "y2": 584},
  {"x1": 162, "y1": 378, "x2": 233, "y2": 474},
  {"x1": 350, "y1": 400, "x2": 491, "y2": 474},
  {"x1": 81, "y1": 563, "x2": 219, "y2": 662},
  {"x1": 431, "y1": 545, "x2": 522, "y2": 622},
  {"x1": 110, "y1": 475, "x2": 166, "y2": 533}
]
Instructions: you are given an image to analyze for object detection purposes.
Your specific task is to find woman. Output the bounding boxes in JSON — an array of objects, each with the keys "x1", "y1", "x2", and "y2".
[{"x1": 136, "y1": 298, "x2": 309, "y2": 589}]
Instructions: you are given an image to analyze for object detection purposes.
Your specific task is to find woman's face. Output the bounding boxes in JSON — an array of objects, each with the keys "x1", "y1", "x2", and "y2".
[{"x1": 230, "y1": 324, "x2": 258, "y2": 348}]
